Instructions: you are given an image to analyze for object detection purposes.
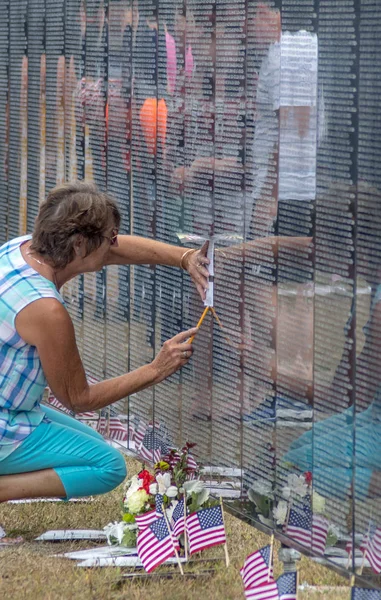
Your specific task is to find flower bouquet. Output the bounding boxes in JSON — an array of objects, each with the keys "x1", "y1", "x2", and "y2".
[
  {"x1": 103, "y1": 442, "x2": 218, "y2": 551},
  {"x1": 104, "y1": 468, "x2": 156, "y2": 548}
]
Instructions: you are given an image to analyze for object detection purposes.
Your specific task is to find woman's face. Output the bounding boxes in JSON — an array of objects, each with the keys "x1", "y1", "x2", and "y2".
[{"x1": 79, "y1": 224, "x2": 119, "y2": 272}]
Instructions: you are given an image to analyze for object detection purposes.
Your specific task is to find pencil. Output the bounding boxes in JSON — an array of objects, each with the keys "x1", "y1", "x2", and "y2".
[{"x1": 189, "y1": 306, "x2": 210, "y2": 343}]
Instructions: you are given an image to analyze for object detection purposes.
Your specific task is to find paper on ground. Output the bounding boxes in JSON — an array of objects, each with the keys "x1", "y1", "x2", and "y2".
[
  {"x1": 35, "y1": 529, "x2": 107, "y2": 541},
  {"x1": 58, "y1": 545, "x2": 137, "y2": 560},
  {"x1": 77, "y1": 556, "x2": 187, "y2": 568},
  {"x1": 9, "y1": 497, "x2": 92, "y2": 504}
]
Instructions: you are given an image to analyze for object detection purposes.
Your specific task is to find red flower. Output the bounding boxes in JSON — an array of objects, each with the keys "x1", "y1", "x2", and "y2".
[
  {"x1": 304, "y1": 471, "x2": 313, "y2": 485},
  {"x1": 138, "y1": 469, "x2": 154, "y2": 494}
]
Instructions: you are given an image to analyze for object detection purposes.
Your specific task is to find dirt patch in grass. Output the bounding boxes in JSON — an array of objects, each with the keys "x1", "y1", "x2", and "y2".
[{"x1": 0, "y1": 457, "x2": 348, "y2": 599}]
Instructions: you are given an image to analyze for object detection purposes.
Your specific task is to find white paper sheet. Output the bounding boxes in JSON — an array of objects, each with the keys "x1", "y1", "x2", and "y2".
[
  {"x1": 35, "y1": 529, "x2": 107, "y2": 542},
  {"x1": 58, "y1": 545, "x2": 137, "y2": 560},
  {"x1": 77, "y1": 556, "x2": 187, "y2": 568},
  {"x1": 9, "y1": 497, "x2": 92, "y2": 504}
]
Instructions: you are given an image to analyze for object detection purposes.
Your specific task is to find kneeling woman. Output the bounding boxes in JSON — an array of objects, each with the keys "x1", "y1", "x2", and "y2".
[{"x1": 0, "y1": 181, "x2": 208, "y2": 503}]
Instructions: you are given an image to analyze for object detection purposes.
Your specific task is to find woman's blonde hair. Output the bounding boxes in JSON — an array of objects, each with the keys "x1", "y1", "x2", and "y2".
[{"x1": 30, "y1": 181, "x2": 121, "y2": 269}]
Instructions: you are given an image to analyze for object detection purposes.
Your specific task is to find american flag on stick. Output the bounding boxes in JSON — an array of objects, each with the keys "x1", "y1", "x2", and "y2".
[
  {"x1": 138, "y1": 428, "x2": 170, "y2": 464},
  {"x1": 240, "y1": 545, "x2": 274, "y2": 589},
  {"x1": 171, "y1": 498, "x2": 186, "y2": 538},
  {"x1": 155, "y1": 494, "x2": 164, "y2": 518},
  {"x1": 135, "y1": 510, "x2": 158, "y2": 532},
  {"x1": 137, "y1": 517, "x2": 176, "y2": 573},
  {"x1": 186, "y1": 505, "x2": 226, "y2": 555},
  {"x1": 351, "y1": 587, "x2": 381, "y2": 600},
  {"x1": 285, "y1": 504, "x2": 329, "y2": 556},
  {"x1": 277, "y1": 571, "x2": 298, "y2": 600},
  {"x1": 98, "y1": 416, "x2": 128, "y2": 441},
  {"x1": 244, "y1": 580, "x2": 279, "y2": 600},
  {"x1": 362, "y1": 524, "x2": 381, "y2": 574}
]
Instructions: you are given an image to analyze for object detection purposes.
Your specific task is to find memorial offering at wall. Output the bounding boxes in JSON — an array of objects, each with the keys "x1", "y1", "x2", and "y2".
[{"x1": 1, "y1": 0, "x2": 381, "y2": 588}]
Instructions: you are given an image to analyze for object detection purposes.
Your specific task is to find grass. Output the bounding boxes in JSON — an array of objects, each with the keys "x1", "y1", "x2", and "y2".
[{"x1": 0, "y1": 457, "x2": 349, "y2": 600}]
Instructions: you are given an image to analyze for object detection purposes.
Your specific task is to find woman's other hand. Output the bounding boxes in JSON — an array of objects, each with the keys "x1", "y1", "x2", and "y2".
[
  {"x1": 183, "y1": 241, "x2": 210, "y2": 301},
  {"x1": 151, "y1": 327, "x2": 199, "y2": 383}
]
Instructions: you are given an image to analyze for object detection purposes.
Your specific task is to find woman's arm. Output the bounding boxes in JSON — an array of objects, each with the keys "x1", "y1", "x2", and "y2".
[
  {"x1": 104, "y1": 235, "x2": 210, "y2": 300},
  {"x1": 15, "y1": 298, "x2": 197, "y2": 413}
]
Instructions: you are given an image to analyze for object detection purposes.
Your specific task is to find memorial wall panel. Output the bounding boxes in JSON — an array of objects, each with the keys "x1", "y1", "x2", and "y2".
[
  {"x1": 0, "y1": 0, "x2": 8, "y2": 244},
  {"x1": 82, "y1": 0, "x2": 108, "y2": 384},
  {"x1": 104, "y1": 0, "x2": 132, "y2": 411},
  {"x1": 128, "y1": 0, "x2": 158, "y2": 457},
  {"x1": 8, "y1": 0, "x2": 27, "y2": 237}
]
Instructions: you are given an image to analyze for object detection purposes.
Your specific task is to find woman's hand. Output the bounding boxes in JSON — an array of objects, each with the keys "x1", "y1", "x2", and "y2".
[
  {"x1": 183, "y1": 242, "x2": 210, "y2": 301},
  {"x1": 150, "y1": 327, "x2": 199, "y2": 384}
]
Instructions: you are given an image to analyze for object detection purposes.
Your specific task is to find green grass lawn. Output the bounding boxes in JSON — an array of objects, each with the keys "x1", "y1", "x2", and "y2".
[{"x1": 0, "y1": 457, "x2": 349, "y2": 600}]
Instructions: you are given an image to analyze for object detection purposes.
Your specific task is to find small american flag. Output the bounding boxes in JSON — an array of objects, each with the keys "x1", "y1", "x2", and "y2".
[
  {"x1": 277, "y1": 571, "x2": 297, "y2": 600},
  {"x1": 285, "y1": 504, "x2": 328, "y2": 555},
  {"x1": 362, "y1": 524, "x2": 381, "y2": 574},
  {"x1": 135, "y1": 510, "x2": 158, "y2": 531},
  {"x1": 186, "y1": 505, "x2": 226, "y2": 555},
  {"x1": 137, "y1": 517, "x2": 176, "y2": 573},
  {"x1": 46, "y1": 394, "x2": 71, "y2": 414},
  {"x1": 187, "y1": 454, "x2": 198, "y2": 471},
  {"x1": 76, "y1": 410, "x2": 99, "y2": 421},
  {"x1": 108, "y1": 417, "x2": 128, "y2": 441},
  {"x1": 347, "y1": 537, "x2": 367, "y2": 555},
  {"x1": 138, "y1": 428, "x2": 170, "y2": 464},
  {"x1": 351, "y1": 587, "x2": 381, "y2": 600},
  {"x1": 155, "y1": 494, "x2": 164, "y2": 518},
  {"x1": 171, "y1": 499, "x2": 186, "y2": 538},
  {"x1": 129, "y1": 416, "x2": 146, "y2": 445},
  {"x1": 244, "y1": 581, "x2": 279, "y2": 600},
  {"x1": 240, "y1": 545, "x2": 273, "y2": 588}
]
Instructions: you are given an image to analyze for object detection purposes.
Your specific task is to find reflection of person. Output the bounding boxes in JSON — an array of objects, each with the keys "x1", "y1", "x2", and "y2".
[
  {"x1": 0, "y1": 182, "x2": 209, "y2": 503},
  {"x1": 283, "y1": 184, "x2": 381, "y2": 502},
  {"x1": 249, "y1": 1, "x2": 319, "y2": 239}
]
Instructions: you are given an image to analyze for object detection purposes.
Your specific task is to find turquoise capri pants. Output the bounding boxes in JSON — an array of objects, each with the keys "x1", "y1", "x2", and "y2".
[{"x1": 0, "y1": 405, "x2": 127, "y2": 499}]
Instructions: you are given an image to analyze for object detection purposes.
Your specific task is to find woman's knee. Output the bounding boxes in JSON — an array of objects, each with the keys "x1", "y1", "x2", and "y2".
[{"x1": 101, "y1": 446, "x2": 127, "y2": 491}]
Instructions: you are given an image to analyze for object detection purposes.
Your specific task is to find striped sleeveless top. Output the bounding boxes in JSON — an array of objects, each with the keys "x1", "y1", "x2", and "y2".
[{"x1": 0, "y1": 235, "x2": 64, "y2": 460}]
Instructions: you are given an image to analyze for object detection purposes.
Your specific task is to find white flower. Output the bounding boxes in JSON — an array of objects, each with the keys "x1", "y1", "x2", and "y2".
[
  {"x1": 183, "y1": 479, "x2": 205, "y2": 495},
  {"x1": 166, "y1": 486, "x2": 178, "y2": 498},
  {"x1": 281, "y1": 487, "x2": 291, "y2": 500},
  {"x1": 249, "y1": 479, "x2": 274, "y2": 499},
  {"x1": 287, "y1": 474, "x2": 308, "y2": 498},
  {"x1": 127, "y1": 489, "x2": 149, "y2": 514},
  {"x1": 125, "y1": 475, "x2": 141, "y2": 499},
  {"x1": 196, "y1": 487, "x2": 210, "y2": 507},
  {"x1": 156, "y1": 472, "x2": 172, "y2": 495},
  {"x1": 312, "y1": 490, "x2": 325, "y2": 514},
  {"x1": 273, "y1": 501, "x2": 288, "y2": 525},
  {"x1": 104, "y1": 521, "x2": 126, "y2": 545},
  {"x1": 149, "y1": 483, "x2": 158, "y2": 495}
]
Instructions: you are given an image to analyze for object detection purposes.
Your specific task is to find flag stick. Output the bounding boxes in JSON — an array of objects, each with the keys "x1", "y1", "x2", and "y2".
[
  {"x1": 219, "y1": 497, "x2": 230, "y2": 568},
  {"x1": 350, "y1": 575, "x2": 355, "y2": 587},
  {"x1": 359, "y1": 518, "x2": 372, "y2": 576},
  {"x1": 268, "y1": 533, "x2": 275, "y2": 582},
  {"x1": 162, "y1": 504, "x2": 184, "y2": 576},
  {"x1": 189, "y1": 306, "x2": 210, "y2": 343},
  {"x1": 183, "y1": 492, "x2": 188, "y2": 561}
]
